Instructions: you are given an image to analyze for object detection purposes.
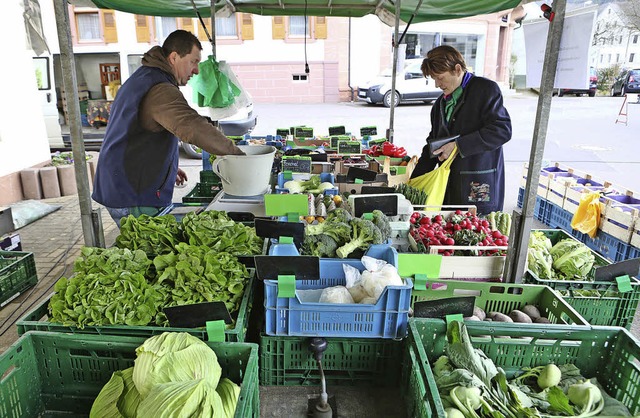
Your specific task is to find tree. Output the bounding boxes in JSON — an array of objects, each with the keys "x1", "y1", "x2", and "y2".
[
  {"x1": 592, "y1": 4, "x2": 628, "y2": 46},
  {"x1": 619, "y1": 0, "x2": 640, "y2": 34}
]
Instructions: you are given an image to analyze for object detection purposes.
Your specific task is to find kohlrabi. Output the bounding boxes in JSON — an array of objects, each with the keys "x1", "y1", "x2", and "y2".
[{"x1": 515, "y1": 363, "x2": 562, "y2": 390}]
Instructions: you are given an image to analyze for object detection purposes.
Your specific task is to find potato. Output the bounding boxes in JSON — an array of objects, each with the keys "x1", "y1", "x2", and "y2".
[
  {"x1": 509, "y1": 309, "x2": 533, "y2": 323},
  {"x1": 473, "y1": 306, "x2": 486, "y2": 321},
  {"x1": 521, "y1": 305, "x2": 541, "y2": 320},
  {"x1": 534, "y1": 316, "x2": 551, "y2": 324},
  {"x1": 464, "y1": 315, "x2": 482, "y2": 321},
  {"x1": 488, "y1": 312, "x2": 513, "y2": 322}
]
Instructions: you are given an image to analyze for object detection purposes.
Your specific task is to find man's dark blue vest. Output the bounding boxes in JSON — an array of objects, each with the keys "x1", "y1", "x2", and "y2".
[{"x1": 92, "y1": 66, "x2": 179, "y2": 208}]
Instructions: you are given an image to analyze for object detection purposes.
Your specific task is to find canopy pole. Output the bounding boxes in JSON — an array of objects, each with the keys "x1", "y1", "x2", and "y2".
[
  {"x1": 210, "y1": 1, "x2": 217, "y2": 58},
  {"x1": 387, "y1": 0, "x2": 401, "y2": 143},
  {"x1": 505, "y1": 0, "x2": 566, "y2": 282},
  {"x1": 53, "y1": 0, "x2": 100, "y2": 247}
]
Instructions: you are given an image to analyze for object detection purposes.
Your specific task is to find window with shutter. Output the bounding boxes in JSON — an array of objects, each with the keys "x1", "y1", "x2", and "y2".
[
  {"x1": 289, "y1": 16, "x2": 309, "y2": 37},
  {"x1": 216, "y1": 14, "x2": 238, "y2": 37},
  {"x1": 315, "y1": 16, "x2": 327, "y2": 39},
  {"x1": 198, "y1": 21, "x2": 212, "y2": 41},
  {"x1": 272, "y1": 16, "x2": 285, "y2": 39},
  {"x1": 180, "y1": 17, "x2": 194, "y2": 34},
  {"x1": 102, "y1": 10, "x2": 118, "y2": 43},
  {"x1": 135, "y1": 15, "x2": 151, "y2": 43},
  {"x1": 241, "y1": 13, "x2": 254, "y2": 40},
  {"x1": 75, "y1": 12, "x2": 101, "y2": 42},
  {"x1": 155, "y1": 17, "x2": 177, "y2": 44}
]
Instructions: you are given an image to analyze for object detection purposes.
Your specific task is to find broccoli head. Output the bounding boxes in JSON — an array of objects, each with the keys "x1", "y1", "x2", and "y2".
[
  {"x1": 335, "y1": 218, "x2": 383, "y2": 259},
  {"x1": 326, "y1": 207, "x2": 353, "y2": 224},
  {"x1": 305, "y1": 220, "x2": 351, "y2": 245},
  {"x1": 372, "y1": 210, "x2": 392, "y2": 242},
  {"x1": 302, "y1": 234, "x2": 339, "y2": 258},
  {"x1": 300, "y1": 175, "x2": 321, "y2": 191}
]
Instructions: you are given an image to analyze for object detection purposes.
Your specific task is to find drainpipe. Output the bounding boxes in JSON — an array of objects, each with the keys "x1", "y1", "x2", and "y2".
[{"x1": 348, "y1": 17, "x2": 354, "y2": 101}]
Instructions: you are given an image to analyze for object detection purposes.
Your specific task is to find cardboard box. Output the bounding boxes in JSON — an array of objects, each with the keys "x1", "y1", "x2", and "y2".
[
  {"x1": 336, "y1": 173, "x2": 388, "y2": 194},
  {"x1": 333, "y1": 157, "x2": 380, "y2": 175},
  {"x1": 0, "y1": 207, "x2": 13, "y2": 236}
]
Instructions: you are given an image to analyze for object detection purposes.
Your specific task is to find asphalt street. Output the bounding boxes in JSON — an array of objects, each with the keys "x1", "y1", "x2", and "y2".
[{"x1": 245, "y1": 91, "x2": 640, "y2": 214}]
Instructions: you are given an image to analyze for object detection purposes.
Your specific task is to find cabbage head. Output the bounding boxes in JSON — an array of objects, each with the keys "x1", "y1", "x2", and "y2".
[
  {"x1": 90, "y1": 367, "x2": 140, "y2": 418},
  {"x1": 136, "y1": 379, "x2": 225, "y2": 418},
  {"x1": 216, "y1": 377, "x2": 241, "y2": 418},
  {"x1": 133, "y1": 332, "x2": 222, "y2": 398},
  {"x1": 549, "y1": 239, "x2": 595, "y2": 279}
]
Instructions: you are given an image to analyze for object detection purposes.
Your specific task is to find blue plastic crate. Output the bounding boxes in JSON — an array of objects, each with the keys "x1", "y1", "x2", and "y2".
[
  {"x1": 627, "y1": 246, "x2": 640, "y2": 260},
  {"x1": 263, "y1": 245, "x2": 412, "y2": 339},
  {"x1": 517, "y1": 187, "x2": 549, "y2": 224},
  {"x1": 517, "y1": 187, "x2": 524, "y2": 208},
  {"x1": 534, "y1": 198, "x2": 551, "y2": 225},
  {"x1": 584, "y1": 230, "x2": 630, "y2": 262},
  {"x1": 202, "y1": 150, "x2": 213, "y2": 171},
  {"x1": 547, "y1": 202, "x2": 590, "y2": 243},
  {"x1": 269, "y1": 242, "x2": 396, "y2": 263},
  {"x1": 275, "y1": 172, "x2": 338, "y2": 195},
  {"x1": 547, "y1": 202, "x2": 570, "y2": 230}
]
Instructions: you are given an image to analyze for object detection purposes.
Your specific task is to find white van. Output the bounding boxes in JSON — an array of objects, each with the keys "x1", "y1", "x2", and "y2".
[{"x1": 357, "y1": 59, "x2": 442, "y2": 107}]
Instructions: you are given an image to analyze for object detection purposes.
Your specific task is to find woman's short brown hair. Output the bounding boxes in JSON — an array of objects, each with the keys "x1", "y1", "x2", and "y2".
[{"x1": 421, "y1": 45, "x2": 467, "y2": 77}]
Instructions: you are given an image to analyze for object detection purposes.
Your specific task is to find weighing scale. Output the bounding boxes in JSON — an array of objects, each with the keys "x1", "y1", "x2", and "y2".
[{"x1": 205, "y1": 187, "x2": 271, "y2": 217}]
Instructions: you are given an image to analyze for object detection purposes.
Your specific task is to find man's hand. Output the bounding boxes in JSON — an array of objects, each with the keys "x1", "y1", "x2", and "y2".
[
  {"x1": 434, "y1": 141, "x2": 456, "y2": 162},
  {"x1": 176, "y1": 168, "x2": 188, "y2": 186}
]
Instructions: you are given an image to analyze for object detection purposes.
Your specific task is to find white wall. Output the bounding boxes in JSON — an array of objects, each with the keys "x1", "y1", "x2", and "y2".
[
  {"x1": 350, "y1": 15, "x2": 386, "y2": 86},
  {"x1": 0, "y1": 0, "x2": 52, "y2": 177},
  {"x1": 212, "y1": 15, "x2": 326, "y2": 64}
]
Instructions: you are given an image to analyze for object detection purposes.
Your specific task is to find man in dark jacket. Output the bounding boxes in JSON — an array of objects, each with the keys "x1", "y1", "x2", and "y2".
[
  {"x1": 411, "y1": 45, "x2": 512, "y2": 214},
  {"x1": 92, "y1": 30, "x2": 244, "y2": 227}
]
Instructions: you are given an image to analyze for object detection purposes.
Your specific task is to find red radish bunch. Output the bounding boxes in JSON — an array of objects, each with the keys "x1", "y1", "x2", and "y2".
[{"x1": 408, "y1": 210, "x2": 509, "y2": 256}]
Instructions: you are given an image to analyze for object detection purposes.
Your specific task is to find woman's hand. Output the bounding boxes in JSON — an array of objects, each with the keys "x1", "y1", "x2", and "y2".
[{"x1": 433, "y1": 141, "x2": 456, "y2": 161}]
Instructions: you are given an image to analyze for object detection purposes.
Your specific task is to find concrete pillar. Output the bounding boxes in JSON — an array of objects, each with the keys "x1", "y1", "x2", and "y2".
[
  {"x1": 40, "y1": 167, "x2": 61, "y2": 198},
  {"x1": 20, "y1": 168, "x2": 43, "y2": 200},
  {"x1": 57, "y1": 165, "x2": 77, "y2": 196}
]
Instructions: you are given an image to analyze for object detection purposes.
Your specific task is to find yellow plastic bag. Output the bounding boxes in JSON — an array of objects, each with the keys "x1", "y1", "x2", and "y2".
[
  {"x1": 570, "y1": 191, "x2": 601, "y2": 238},
  {"x1": 407, "y1": 145, "x2": 458, "y2": 207}
]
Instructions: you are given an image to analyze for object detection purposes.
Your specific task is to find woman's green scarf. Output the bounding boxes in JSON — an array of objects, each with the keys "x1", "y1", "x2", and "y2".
[{"x1": 444, "y1": 86, "x2": 463, "y2": 122}]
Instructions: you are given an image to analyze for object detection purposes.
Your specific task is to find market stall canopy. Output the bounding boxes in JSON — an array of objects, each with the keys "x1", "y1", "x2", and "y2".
[{"x1": 84, "y1": 0, "x2": 522, "y2": 23}]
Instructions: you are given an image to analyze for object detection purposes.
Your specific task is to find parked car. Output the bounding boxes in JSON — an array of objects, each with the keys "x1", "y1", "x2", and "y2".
[
  {"x1": 611, "y1": 69, "x2": 640, "y2": 96},
  {"x1": 358, "y1": 59, "x2": 442, "y2": 107},
  {"x1": 556, "y1": 66, "x2": 597, "y2": 97}
]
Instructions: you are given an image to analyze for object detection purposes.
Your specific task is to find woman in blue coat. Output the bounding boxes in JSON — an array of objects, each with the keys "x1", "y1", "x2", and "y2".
[{"x1": 410, "y1": 45, "x2": 512, "y2": 215}]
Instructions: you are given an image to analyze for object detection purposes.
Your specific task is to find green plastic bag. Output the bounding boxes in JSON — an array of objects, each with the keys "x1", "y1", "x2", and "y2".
[{"x1": 190, "y1": 56, "x2": 241, "y2": 108}]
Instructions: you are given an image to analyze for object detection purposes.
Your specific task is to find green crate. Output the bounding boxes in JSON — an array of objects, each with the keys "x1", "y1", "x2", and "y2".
[
  {"x1": 182, "y1": 182, "x2": 220, "y2": 205},
  {"x1": 524, "y1": 229, "x2": 640, "y2": 329},
  {"x1": 0, "y1": 331, "x2": 259, "y2": 418},
  {"x1": 405, "y1": 319, "x2": 640, "y2": 417},
  {"x1": 411, "y1": 279, "x2": 589, "y2": 326},
  {"x1": 403, "y1": 341, "x2": 441, "y2": 418},
  {"x1": 16, "y1": 273, "x2": 255, "y2": 343},
  {"x1": 200, "y1": 169, "x2": 222, "y2": 186},
  {"x1": 0, "y1": 251, "x2": 37, "y2": 307},
  {"x1": 259, "y1": 334, "x2": 403, "y2": 386}
]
